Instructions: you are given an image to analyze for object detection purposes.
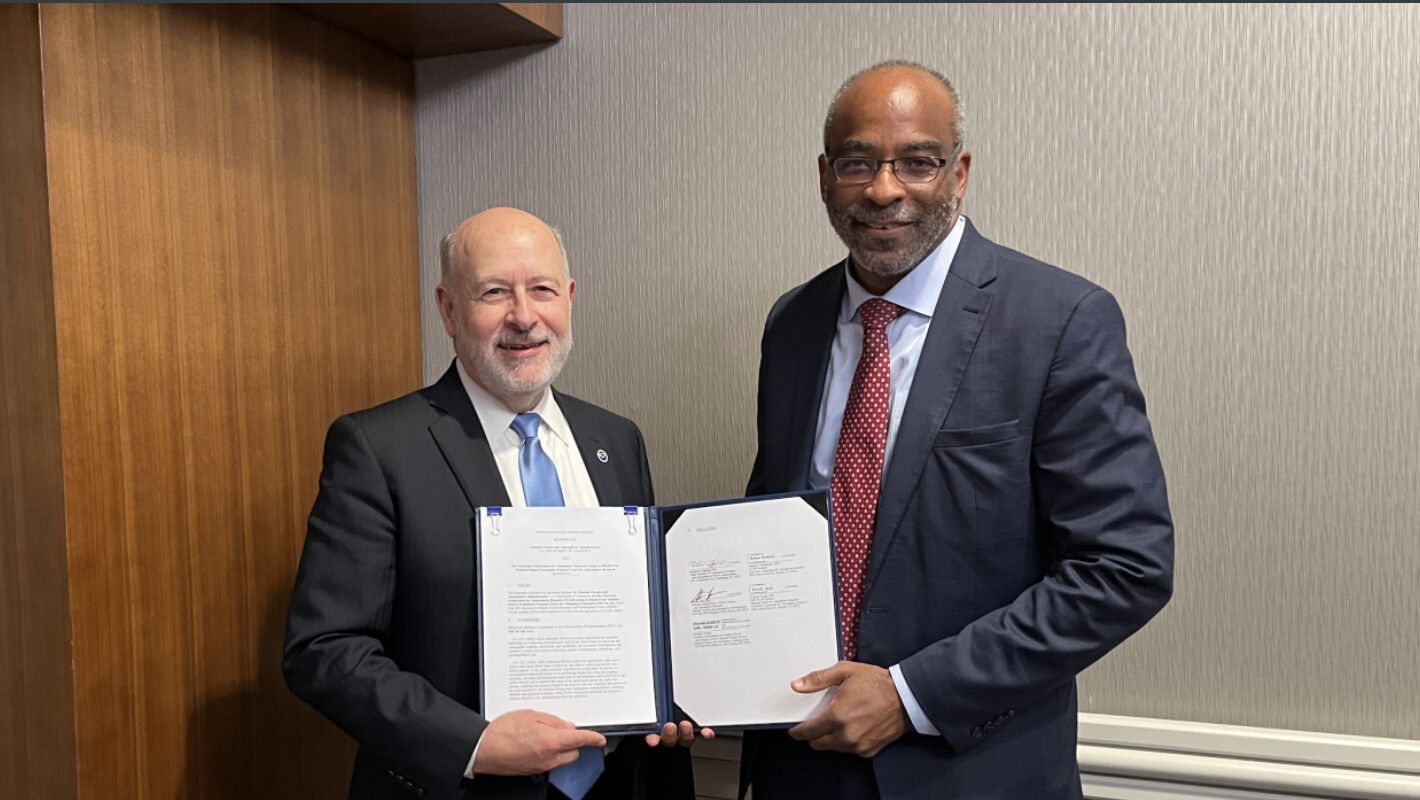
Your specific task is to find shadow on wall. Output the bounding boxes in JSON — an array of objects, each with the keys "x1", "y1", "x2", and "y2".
[
  {"x1": 182, "y1": 587, "x2": 355, "y2": 799},
  {"x1": 415, "y1": 41, "x2": 552, "y2": 102}
]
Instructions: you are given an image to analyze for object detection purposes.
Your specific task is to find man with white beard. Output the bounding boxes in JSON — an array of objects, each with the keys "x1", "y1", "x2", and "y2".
[{"x1": 284, "y1": 207, "x2": 700, "y2": 800}]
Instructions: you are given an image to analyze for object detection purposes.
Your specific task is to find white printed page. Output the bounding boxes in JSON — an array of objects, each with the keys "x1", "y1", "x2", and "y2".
[
  {"x1": 665, "y1": 496, "x2": 839, "y2": 728},
  {"x1": 479, "y1": 506, "x2": 658, "y2": 730}
]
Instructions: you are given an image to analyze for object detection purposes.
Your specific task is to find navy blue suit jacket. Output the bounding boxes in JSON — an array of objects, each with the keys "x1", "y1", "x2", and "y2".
[{"x1": 742, "y1": 221, "x2": 1174, "y2": 799}]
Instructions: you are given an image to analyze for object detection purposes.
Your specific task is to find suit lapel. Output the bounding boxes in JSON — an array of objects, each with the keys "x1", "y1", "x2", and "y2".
[
  {"x1": 558, "y1": 391, "x2": 623, "y2": 505},
  {"x1": 422, "y1": 364, "x2": 512, "y2": 509},
  {"x1": 787, "y1": 264, "x2": 848, "y2": 489},
  {"x1": 864, "y1": 222, "x2": 997, "y2": 597}
]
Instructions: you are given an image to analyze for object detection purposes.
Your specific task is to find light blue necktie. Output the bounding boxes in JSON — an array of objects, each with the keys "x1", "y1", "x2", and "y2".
[
  {"x1": 509, "y1": 413, "x2": 603, "y2": 798},
  {"x1": 512, "y1": 413, "x2": 565, "y2": 507}
]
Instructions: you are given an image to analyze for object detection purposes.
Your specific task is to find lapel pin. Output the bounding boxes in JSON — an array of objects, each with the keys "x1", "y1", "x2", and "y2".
[{"x1": 597, "y1": 449, "x2": 609, "y2": 463}]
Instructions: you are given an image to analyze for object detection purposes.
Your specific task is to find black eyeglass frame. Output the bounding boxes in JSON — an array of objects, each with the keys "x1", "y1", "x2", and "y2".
[{"x1": 826, "y1": 148, "x2": 962, "y2": 185}]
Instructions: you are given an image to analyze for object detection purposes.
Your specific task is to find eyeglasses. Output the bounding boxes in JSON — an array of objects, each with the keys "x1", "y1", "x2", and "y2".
[{"x1": 828, "y1": 152, "x2": 958, "y2": 185}]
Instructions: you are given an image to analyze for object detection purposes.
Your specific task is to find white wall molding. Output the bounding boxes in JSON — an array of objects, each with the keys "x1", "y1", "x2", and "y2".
[{"x1": 1080, "y1": 714, "x2": 1420, "y2": 800}]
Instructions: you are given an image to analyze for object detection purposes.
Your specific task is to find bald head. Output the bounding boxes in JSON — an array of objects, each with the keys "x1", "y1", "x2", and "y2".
[
  {"x1": 440, "y1": 207, "x2": 569, "y2": 289},
  {"x1": 823, "y1": 61, "x2": 965, "y2": 154}
]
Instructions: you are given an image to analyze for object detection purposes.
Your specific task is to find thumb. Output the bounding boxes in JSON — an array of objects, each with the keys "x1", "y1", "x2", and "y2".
[
  {"x1": 792, "y1": 662, "x2": 849, "y2": 693},
  {"x1": 571, "y1": 728, "x2": 608, "y2": 750}
]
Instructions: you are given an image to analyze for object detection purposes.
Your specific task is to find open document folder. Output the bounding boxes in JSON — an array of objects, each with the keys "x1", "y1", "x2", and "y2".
[{"x1": 476, "y1": 490, "x2": 842, "y2": 735}]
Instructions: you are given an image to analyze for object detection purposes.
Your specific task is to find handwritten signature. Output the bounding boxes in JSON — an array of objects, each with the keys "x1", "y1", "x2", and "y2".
[{"x1": 690, "y1": 587, "x2": 720, "y2": 604}]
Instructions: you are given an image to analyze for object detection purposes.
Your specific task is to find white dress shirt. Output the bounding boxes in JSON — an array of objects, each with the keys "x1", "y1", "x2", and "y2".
[
  {"x1": 456, "y1": 359, "x2": 599, "y2": 777},
  {"x1": 456, "y1": 360, "x2": 598, "y2": 508},
  {"x1": 809, "y1": 214, "x2": 968, "y2": 737}
]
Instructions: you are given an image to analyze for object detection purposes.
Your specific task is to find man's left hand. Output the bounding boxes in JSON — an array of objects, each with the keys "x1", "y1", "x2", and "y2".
[
  {"x1": 645, "y1": 720, "x2": 715, "y2": 748},
  {"x1": 787, "y1": 661, "x2": 909, "y2": 758}
]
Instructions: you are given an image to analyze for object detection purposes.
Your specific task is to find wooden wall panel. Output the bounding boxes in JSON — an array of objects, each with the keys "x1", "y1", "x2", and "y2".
[
  {"x1": 0, "y1": 7, "x2": 79, "y2": 800},
  {"x1": 288, "y1": 3, "x2": 563, "y2": 58},
  {"x1": 36, "y1": 4, "x2": 420, "y2": 798}
]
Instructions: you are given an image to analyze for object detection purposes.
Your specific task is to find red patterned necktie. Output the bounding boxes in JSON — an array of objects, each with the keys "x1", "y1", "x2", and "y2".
[{"x1": 831, "y1": 297, "x2": 900, "y2": 662}]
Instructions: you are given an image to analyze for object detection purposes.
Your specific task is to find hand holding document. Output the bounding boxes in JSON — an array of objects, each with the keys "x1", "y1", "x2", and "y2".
[
  {"x1": 476, "y1": 492, "x2": 841, "y2": 734},
  {"x1": 786, "y1": 661, "x2": 910, "y2": 758},
  {"x1": 471, "y1": 709, "x2": 608, "y2": 776}
]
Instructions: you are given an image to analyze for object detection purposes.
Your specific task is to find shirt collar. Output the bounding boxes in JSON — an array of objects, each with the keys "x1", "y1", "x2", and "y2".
[
  {"x1": 843, "y1": 214, "x2": 966, "y2": 321},
  {"x1": 454, "y1": 359, "x2": 574, "y2": 448}
]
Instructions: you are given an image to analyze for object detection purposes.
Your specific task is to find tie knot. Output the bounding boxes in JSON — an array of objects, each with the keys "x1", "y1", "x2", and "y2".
[
  {"x1": 511, "y1": 413, "x2": 543, "y2": 441},
  {"x1": 858, "y1": 298, "x2": 900, "y2": 333}
]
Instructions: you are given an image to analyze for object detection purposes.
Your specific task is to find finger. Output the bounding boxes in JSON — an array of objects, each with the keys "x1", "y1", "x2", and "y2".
[
  {"x1": 788, "y1": 710, "x2": 835, "y2": 742},
  {"x1": 529, "y1": 710, "x2": 574, "y2": 729},
  {"x1": 571, "y1": 729, "x2": 608, "y2": 749},
  {"x1": 792, "y1": 662, "x2": 849, "y2": 693},
  {"x1": 700, "y1": 726, "x2": 716, "y2": 741},
  {"x1": 548, "y1": 747, "x2": 584, "y2": 770},
  {"x1": 806, "y1": 732, "x2": 848, "y2": 753},
  {"x1": 649, "y1": 722, "x2": 677, "y2": 748},
  {"x1": 549, "y1": 727, "x2": 606, "y2": 752},
  {"x1": 678, "y1": 720, "x2": 694, "y2": 744}
]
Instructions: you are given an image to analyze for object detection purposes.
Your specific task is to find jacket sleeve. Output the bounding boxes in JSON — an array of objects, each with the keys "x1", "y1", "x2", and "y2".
[
  {"x1": 282, "y1": 414, "x2": 486, "y2": 798},
  {"x1": 635, "y1": 423, "x2": 657, "y2": 507},
  {"x1": 898, "y1": 288, "x2": 1175, "y2": 754}
]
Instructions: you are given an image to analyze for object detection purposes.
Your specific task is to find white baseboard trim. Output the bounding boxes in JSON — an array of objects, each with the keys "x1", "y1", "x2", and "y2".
[{"x1": 1079, "y1": 714, "x2": 1420, "y2": 800}]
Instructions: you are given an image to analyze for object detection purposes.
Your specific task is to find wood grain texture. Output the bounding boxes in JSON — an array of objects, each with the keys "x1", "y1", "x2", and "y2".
[
  {"x1": 0, "y1": 6, "x2": 79, "y2": 800},
  {"x1": 415, "y1": 1, "x2": 1420, "y2": 757},
  {"x1": 37, "y1": 4, "x2": 420, "y2": 798},
  {"x1": 288, "y1": 2, "x2": 562, "y2": 58},
  {"x1": 503, "y1": 3, "x2": 564, "y2": 39}
]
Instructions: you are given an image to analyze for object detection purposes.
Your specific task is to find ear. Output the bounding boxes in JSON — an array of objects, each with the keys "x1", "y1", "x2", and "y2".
[
  {"x1": 953, "y1": 149, "x2": 972, "y2": 204},
  {"x1": 566, "y1": 277, "x2": 576, "y2": 305},
  {"x1": 435, "y1": 283, "x2": 459, "y2": 339},
  {"x1": 818, "y1": 153, "x2": 832, "y2": 203}
]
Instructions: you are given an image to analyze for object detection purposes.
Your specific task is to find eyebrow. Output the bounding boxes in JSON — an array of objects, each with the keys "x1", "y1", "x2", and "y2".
[
  {"x1": 473, "y1": 273, "x2": 564, "y2": 290},
  {"x1": 834, "y1": 139, "x2": 877, "y2": 155},
  {"x1": 898, "y1": 139, "x2": 946, "y2": 153}
]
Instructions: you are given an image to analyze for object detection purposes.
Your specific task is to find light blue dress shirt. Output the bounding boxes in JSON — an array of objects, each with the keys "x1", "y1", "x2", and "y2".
[{"x1": 809, "y1": 215, "x2": 968, "y2": 737}]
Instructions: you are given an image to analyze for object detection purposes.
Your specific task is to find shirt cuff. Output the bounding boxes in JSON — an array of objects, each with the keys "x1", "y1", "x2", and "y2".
[
  {"x1": 889, "y1": 663, "x2": 940, "y2": 736},
  {"x1": 464, "y1": 737, "x2": 481, "y2": 780}
]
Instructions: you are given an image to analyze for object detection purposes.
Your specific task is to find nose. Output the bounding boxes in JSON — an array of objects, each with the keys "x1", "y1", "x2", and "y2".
[
  {"x1": 861, "y1": 162, "x2": 907, "y2": 206},
  {"x1": 508, "y1": 290, "x2": 539, "y2": 330}
]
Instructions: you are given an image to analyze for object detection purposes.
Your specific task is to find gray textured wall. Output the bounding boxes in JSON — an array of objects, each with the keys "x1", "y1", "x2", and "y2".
[{"x1": 415, "y1": 4, "x2": 1420, "y2": 740}]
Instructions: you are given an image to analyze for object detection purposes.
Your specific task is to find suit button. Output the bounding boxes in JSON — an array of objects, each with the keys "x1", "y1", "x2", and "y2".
[
  {"x1": 415, "y1": 789, "x2": 424, "y2": 797},
  {"x1": 971, "y1": 726, "x2": 984, "y2": 739}
]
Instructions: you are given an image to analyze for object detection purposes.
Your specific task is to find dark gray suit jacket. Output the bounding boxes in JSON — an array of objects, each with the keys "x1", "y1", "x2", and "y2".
[
  {"x1": 742, "y1": 221, "x2": 1174, "y2": 799},
  {"x1": 284, "y1": 364, "x2": 692, "y2": 800}
]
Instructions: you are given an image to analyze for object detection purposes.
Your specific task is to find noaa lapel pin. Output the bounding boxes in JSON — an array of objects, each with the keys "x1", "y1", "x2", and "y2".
[{"x1": 597, "y1": 449, "x2": 609, "y2": 463}]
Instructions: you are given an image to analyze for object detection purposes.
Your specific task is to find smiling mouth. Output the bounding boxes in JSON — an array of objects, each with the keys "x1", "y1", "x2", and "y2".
[
  {"x1": 498, "y1": 341, "x2": 546, "y2": 354},
  {"x1": 858, "y1": 220, "x2": 915, "y2": 235}
]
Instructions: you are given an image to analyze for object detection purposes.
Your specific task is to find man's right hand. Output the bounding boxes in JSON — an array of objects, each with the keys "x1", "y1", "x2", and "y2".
[{"x1": 471, "y1": 710, "x2": 607, "y2": 776}]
